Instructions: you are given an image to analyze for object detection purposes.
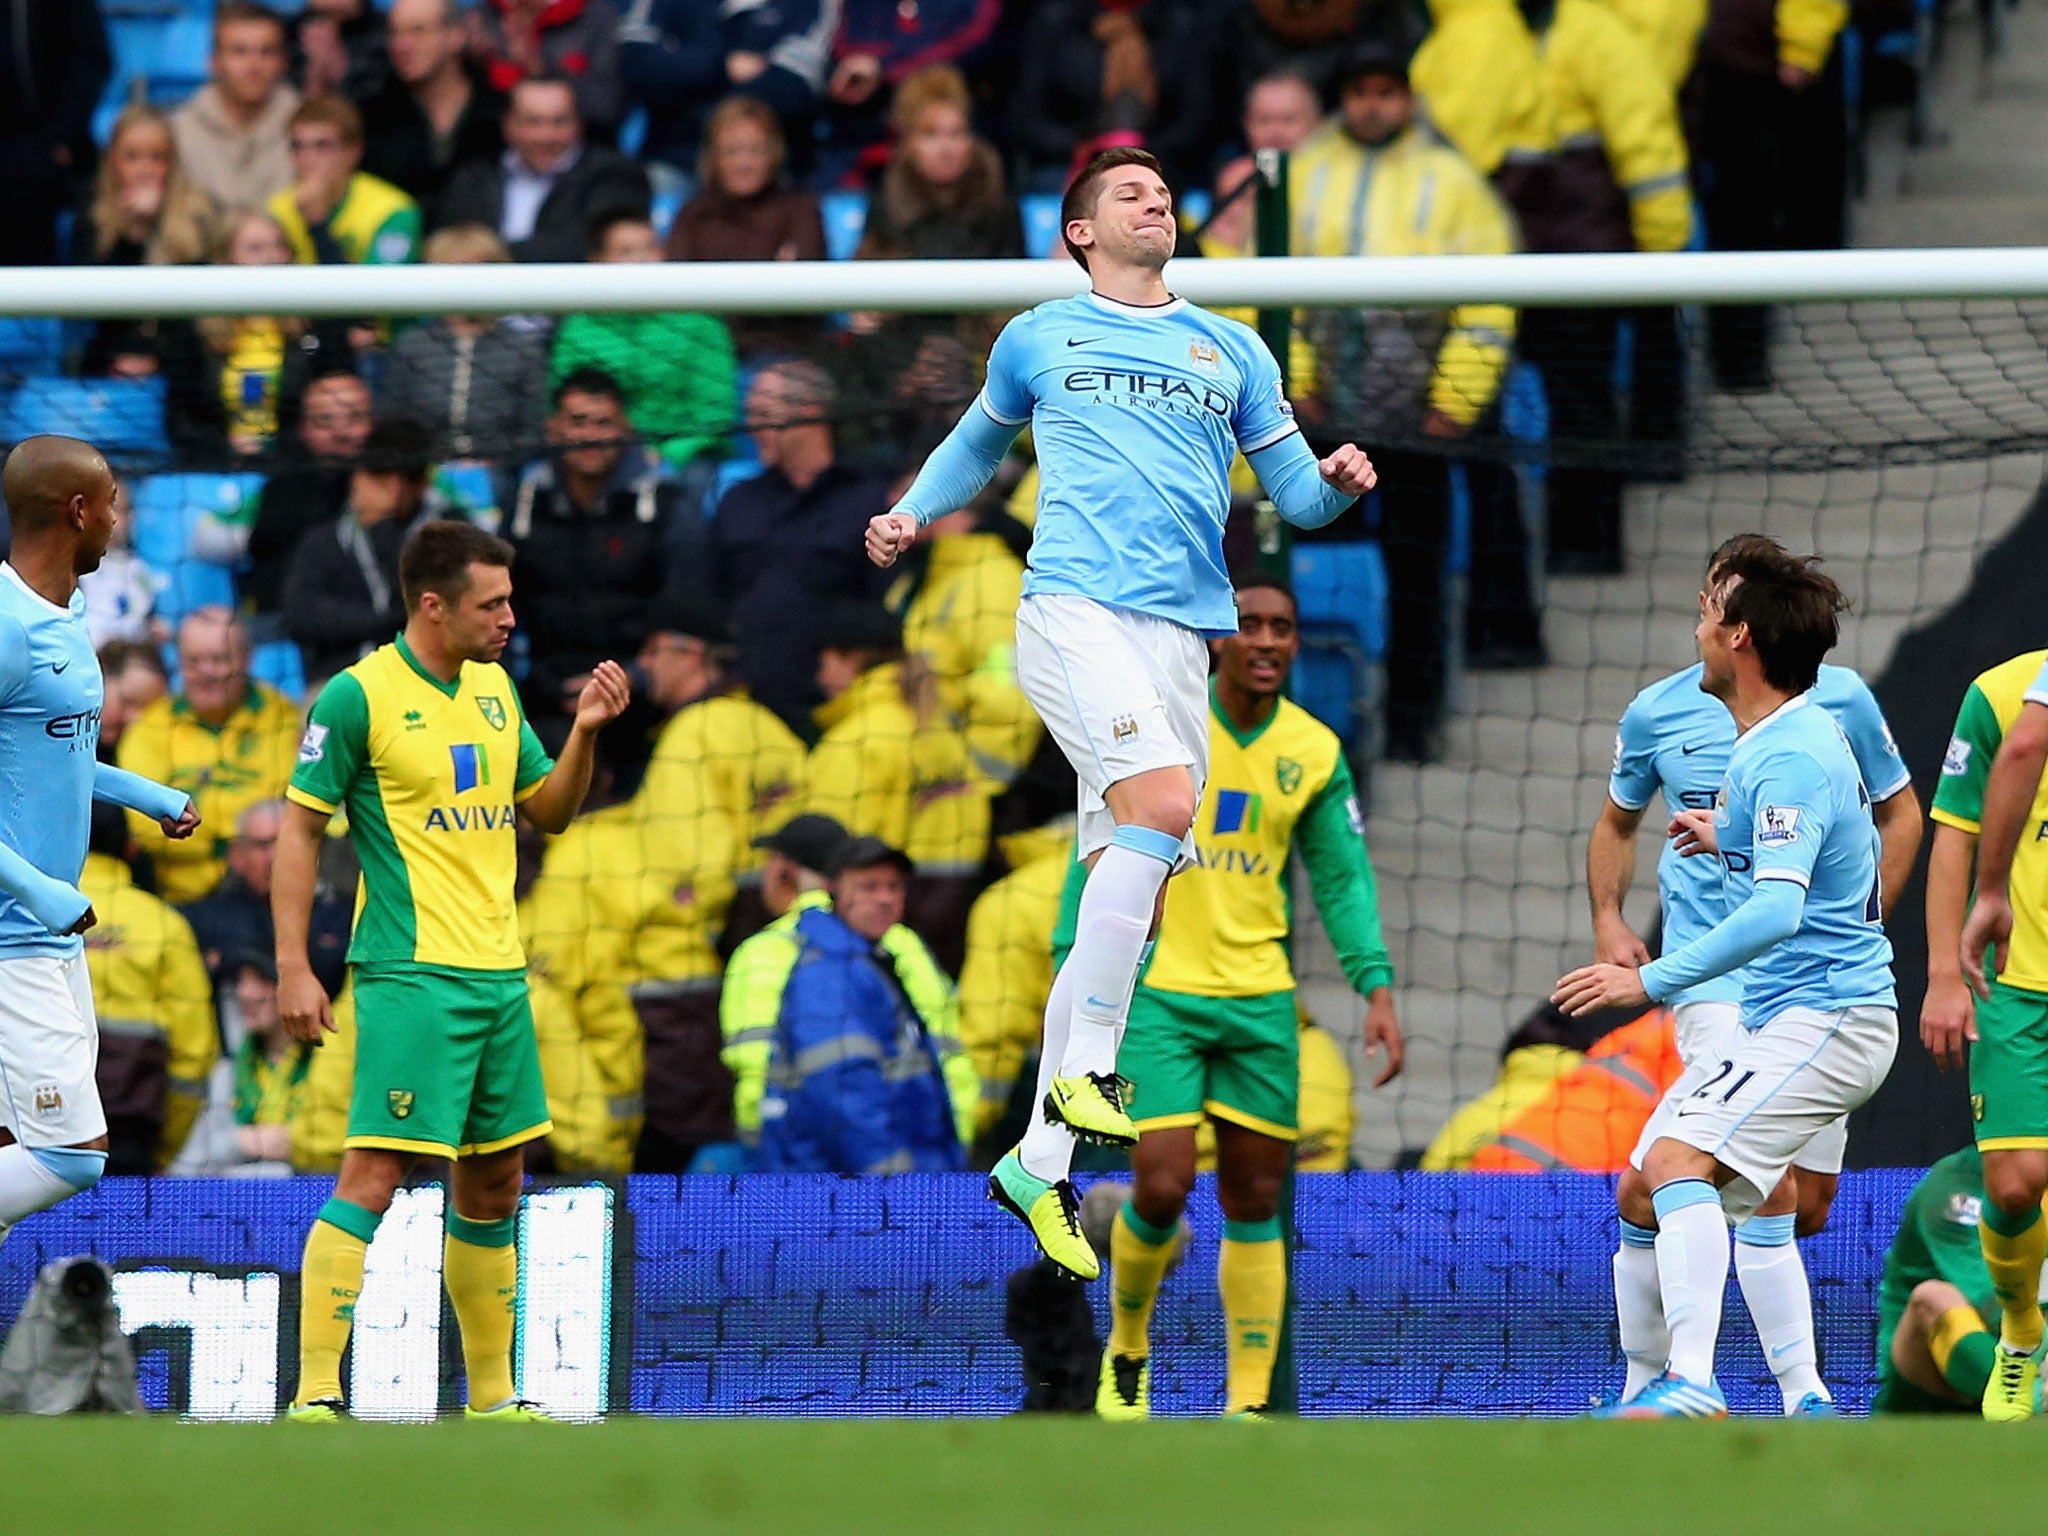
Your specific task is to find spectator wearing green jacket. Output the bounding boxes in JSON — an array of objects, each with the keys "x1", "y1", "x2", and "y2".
[{"x1": 548, "y1": 211, "x2": 738, "y2": 472}]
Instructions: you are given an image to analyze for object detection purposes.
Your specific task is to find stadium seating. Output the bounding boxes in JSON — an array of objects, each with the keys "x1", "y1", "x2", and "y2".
[
  {"x1": 129, "y1": 471, "x2": 261, "y2": 622},
  {"x1": 1291, "y1": 541, "x2": 1388, "y2": 769},
  {"x1": 3, "y1": 377, "x2": 170, "y2": 468}
]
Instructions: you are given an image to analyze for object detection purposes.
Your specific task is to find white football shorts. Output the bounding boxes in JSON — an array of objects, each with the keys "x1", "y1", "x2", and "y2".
[
  {"x1": 0, "y1": 953, "x2": 107, "y2": 1148},
  {"x1": 1014, "y1": 593, "x2": 1210, "y2": 865},
  {"x1": 1631, "y1": 1003, "x2": 1895, "y2": 1219},
  {"x1": 1669, "y1": 998, "x2": 1849, "y2": 1178}
]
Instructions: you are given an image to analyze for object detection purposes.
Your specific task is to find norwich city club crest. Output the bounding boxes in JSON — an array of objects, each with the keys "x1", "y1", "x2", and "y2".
[
  {"x1": 476, "y1": 696, "x2": 507, "y2": 730},
  {"x1": 1973, "y1": 1093, "x2": 1985, "y2": 1122},
  {"x1": 1275, "y1": 758, "x2": 1303, "y2": 795},
  {"x1": 388, "y1": 1089, "x2": 415, "y2": 1120}
]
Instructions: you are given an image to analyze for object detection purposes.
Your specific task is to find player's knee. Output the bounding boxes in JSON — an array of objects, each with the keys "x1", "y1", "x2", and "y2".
[
  {"x1": 1615, "y1": 1167, "x2": 1656, "y2": 1229},
  {"x1": 1133, "y1": 1160, "x2": 1195, "y2": 1225},
  {"x1": 1795, "y1": 1185, "x2": 1836, "y2": 1239},
  {"x1": 1982, "y1": 1158, "x2": 2048, "y2": 1217},
  {"x1": 1217, "y1": 1170, "x2": 1282, "y2": 1227},
  {"x1": 1906, "y1": 1280, "x2": 1967, "y2": 1334},
  {"x1": 1117, "y1": 777, "x2": 1197, "y2": 844}
]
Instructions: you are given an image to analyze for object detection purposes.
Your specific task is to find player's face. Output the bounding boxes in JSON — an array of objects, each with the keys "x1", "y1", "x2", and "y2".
[
  {"x1": 832, "y1": 864, "x2": 906, "y2": 941},
  {"x1": 74, "y1": 464, "x2": 120, "y2": 575},
  {"x1": 1695, "y1": 580, "x2": 1741, "y2": 699},
  {"x1": 1077, "y1": 166, "x2": 1176, "y2": 271},
  {"x1": 1219, "y1": 587, "x2": 1300, "y2": 700},
  {"x1": 441, "y1": 562, "x2": 518, "y2": 663},
  {"x1": 214, "y1": 20, "x2": 287, "y2": 110}
]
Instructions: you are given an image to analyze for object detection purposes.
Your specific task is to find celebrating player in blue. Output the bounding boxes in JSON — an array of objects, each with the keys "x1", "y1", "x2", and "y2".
[
  {"x1": 1554, "y1": 542, "x2": 1899, "y2": 1419},
  {"x1": 866, "y1": 148, "x2": 1376, "y2": 1279},
  {"x1": 1585, "y1": 534, "x2": 1920, "y2": 1415},
  {"x1": 0, "y1": 436, "x2": 197, "y2": 1251}
]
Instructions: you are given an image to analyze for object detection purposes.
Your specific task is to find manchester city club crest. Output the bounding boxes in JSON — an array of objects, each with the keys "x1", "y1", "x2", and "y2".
[
  {"x1": 1275, "y1": 757, "x2": 1303, "y2": 795},
  {"x1": 476, "y1": 696, "x2": 507, "y2": 730}
]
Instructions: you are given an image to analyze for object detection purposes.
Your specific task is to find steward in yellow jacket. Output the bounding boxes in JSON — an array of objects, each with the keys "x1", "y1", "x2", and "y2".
[
  {"x1": 79, "y1": 835, "x2": 217, "y2": 1172},
  {"x1": 291, "y1": 980, "x2": 356, "y2": 1173},
  {"x1": 1595, "y1": 0, "x2": 1707, "y2": 89},
  {"x1": 958, "y1": 848, "x2": 1069, "y2": 1139},
  {"x1": 900, "y1": 521, "x2": 1040, "y2": 792}
]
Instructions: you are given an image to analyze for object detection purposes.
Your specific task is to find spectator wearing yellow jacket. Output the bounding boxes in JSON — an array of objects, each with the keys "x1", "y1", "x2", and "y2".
[
  {"x1": 116, "y1": 608, "x2": 302, "y2": 903},
  {"x1": 1290, "y1": 47, "x2": 1540, "y2": 759},
  {"x1": 80, "y1": 810, "x2": 217, "y2": 1174},
  {"x1": 290, "y1": 979, "x2": 357, "y2": 1174},
  {"x1": 1414, "y1": 0, "x2": 1692, "y2": 572},
  {"x1": 267, "y1": 96, "x2": 421, "y2": 267},
  {"x1": 1596, "y1": 0, "x2": 1708, "y2": 89},
  {"x1": 719, "y1": 815, "x2": 975, "y2": 1152},
  {"x1": 959, "y1": 847, "x2": 1070, "y2": 1141},
  {"x1": 634, "y1": 596, "x2": 808, "y2": 952},
  {"x1": 806, "y1": 603, "x2": 989, "y2": 973}
]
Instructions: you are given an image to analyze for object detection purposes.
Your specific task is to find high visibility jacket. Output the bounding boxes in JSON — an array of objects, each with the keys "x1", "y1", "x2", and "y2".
[
  {"x1": 1594, "y1": 0, "x2": 1707, "y2": 89},
  {"x1": 1415, "y1": 0, "x2": 1693, "y2": 254},
  {"x1": 79, "y1": 854, "x2": 217, "y2": 1169},
  {"x1": 290, "y1": 980, "x2": 356, "y2": 1173},
  {"x1": 637, "y1": 689, "x2": 807, "y2": 884},
  {"x1": 807, "y1": 661, "x2": 991, "y2": 875},
  {"x1": 722, "y1": 890, "x2": 974, "y2": 1143},
  {"x1": 958, "y1": 851, "x2": 1068, "y2": 1137},
  {"x1": 1418, "y1": 1043, "x2": 1586, "y2": 1170},
  {"x1": 116, "y1": 683, "x2": 302, "y2": 903},
  {"x1": 901, "y1": 532, "x2": 1041, "y2": 790},
  {"x1": 1468, "y1": 1010, "x2": 1682, "y2": 1171},
  {"x1": 1775, "y1": 0, "x2": 1850, "y2": 74},
  {"x1": 1289, "y1": 123, "x2": 1518, "y2": 431},
  {"x1": 268, "y1": 171, "x2": 422, "y2": 266}
]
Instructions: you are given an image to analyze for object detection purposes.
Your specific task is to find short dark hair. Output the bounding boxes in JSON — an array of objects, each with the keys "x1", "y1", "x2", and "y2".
[
  {"x1": 400, "y1": 520, "x2": 515, "y2": 613},
  {"x1": 98, "y1": 637, "x2": 168, "y2": 682},
  {"x1": 1713, "y1": 545, "x2": 1849, "y2": 694},
  {"x1": 588, "y1": 208, "x2": 653, "y2": 256},
  {"x1": 552, "y1": 367, "x2": 625, "y2": 411},
  {"x1": 1061, "y1": 147, "x2": 1168, "y2": 271},
  {"x1": 360, "y1": 416, "x2": 433, "y2": 479},
  {"x1": 214, "y1": 1, "x2": 285, "y2": 45},
  {"x1": 1231, "y1": 568, "x2": 1299, "y2": 616},
  {"x1": 1705, "y1": 532, "x2": 1785, "y2": 585}
]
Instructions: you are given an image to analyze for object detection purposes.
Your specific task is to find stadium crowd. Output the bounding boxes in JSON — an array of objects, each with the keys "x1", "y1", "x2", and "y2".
[{"x1": 0, "y1": 0, "x2": 1872, "y2": 1180}]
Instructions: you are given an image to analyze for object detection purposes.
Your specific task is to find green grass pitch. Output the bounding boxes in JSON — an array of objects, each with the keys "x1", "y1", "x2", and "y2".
[{"x1": 10, "y1": 1416, "x2": 2044, "y2": 1536}]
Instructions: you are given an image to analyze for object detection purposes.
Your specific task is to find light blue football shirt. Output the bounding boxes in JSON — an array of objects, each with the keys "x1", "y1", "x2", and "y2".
[
  {"x1": 1608, "y1": 661, "x2": 1907, "y2": 1007},
  {"x1": 980, "y1": 293, "x2": 1301, "y2": 638},
  {"x1": 1714, "y1": 694, "x2": 1896, "y2": 1023},
  {"x1": 0, "y1": 563, "x2": 107, "y2": 958}
]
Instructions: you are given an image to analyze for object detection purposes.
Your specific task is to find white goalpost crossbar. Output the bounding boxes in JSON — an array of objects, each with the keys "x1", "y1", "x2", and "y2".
[{"x1": 0, "y1": 248, "x2": 2046, "y2": 318}]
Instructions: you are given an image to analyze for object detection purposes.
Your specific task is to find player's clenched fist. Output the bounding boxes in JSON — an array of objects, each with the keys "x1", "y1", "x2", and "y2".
[
  {"x1": 573, "y1": 659, "x2": 633, "y2": 732},
  {"x1": 1319, "y1": 443, "x2": 1377, "y2": 497},
  {"x1": 866, "y1": 510, "x2": 919, "y2": 568}
]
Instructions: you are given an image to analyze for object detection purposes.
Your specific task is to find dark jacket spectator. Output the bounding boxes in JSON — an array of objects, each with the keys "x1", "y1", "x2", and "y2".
[
  {"x1": 1222, "y1": 0, "x2": 1415, "y2": 108},
  {"x1": 506, "y1": 370, "x2": 677, "y2": 737},
  {"x1": 0, "y1": 0, "x2": 112, "y2": 265},
  {"x1": 433, "y1": 76, "x2": 648, "y2": 262},
  {"x1": 1012, "y1": 0, "x2": 1218, "y2": 192},
  {"x1": 469, "y1": 0, "x2": 625, "y2": 142},
  {"x1": 855, "y1": 67, "x2": 1022, "y2": 262},
  {"x1": 377, "y1": 224, "x2": 550, "y2": 460},
  {"x1": 359, "y1": 0, "x2": 506, "y2": 214},
  {"x1": 619, "y1": 0, "x2": 834, "y2": 173},
  {"x1": 819, "y1": 0, "x2": 1003, "y2": 183},
  {"x1": 180, "y1": 801, "x2": 351, "y2": 1002},
  {"x1": 713, "y1": 362, "x2": 893, "y2": 732},
  {"x1": 754, "y1": 873, "x2": 966, "y2": 1176},
  {"x1": 281, "y1": 420, "x2": 432, "y2": 681},
  {"x1": 294, "y1": 0, "x2": 389, "y2": 101}
]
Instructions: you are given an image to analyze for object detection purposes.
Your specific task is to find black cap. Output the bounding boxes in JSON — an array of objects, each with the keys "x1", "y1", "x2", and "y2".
[
  {"x1": 754, "y1": 813, "x2": 850, "y2": 874},
  {"x1": 222, "y1": 948, "x2": 278, "y2": 984},
  {"x1": 1338, "y1": 40, "x2": 1410, "y2": 89},
  {"x1": 361, "y1": 416, "x2": 434, "y2": 478},
  {"x1": 829, "y1": 835, "x2": 913, "y2": 878},
  {"x1": 815, "y1": 601, "x2": 902, "y2": 654},
  {"x1": 646, "y1": 590, "x2": 731, "y2": 646}
]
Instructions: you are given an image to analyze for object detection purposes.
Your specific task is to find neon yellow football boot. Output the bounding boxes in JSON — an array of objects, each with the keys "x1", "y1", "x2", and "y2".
[
  {"x1": 465, "y1": 1399, "x2": 560, "y2": 1424},
  {"x1": 988, "y1": 1150, "x2": 1099, "y2": 1281},
  {"x1": 1096, "y1": 1351, "x2": 1150, "y2": 1421},
  {"x1": 283, "y1": 1399, "x2": 346, "y2": 1424},
  {"x1": 1044, "y1": 1073, "x2": 1137, "y2": 1148},
  {"x1": 1983, "y1": 1344, "x2": 2042, "y2": 1422}
]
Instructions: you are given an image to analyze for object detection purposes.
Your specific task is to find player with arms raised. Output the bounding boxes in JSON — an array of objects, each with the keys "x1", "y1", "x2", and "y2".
[
  {"x1": 0, "y1": 436, "x2": 196, "y2": 1252},
  {"x1": 1555, "y1": 543, "x2": 1898, "y2": 1418},
  {"x1": 867, "y1": 148, "x2": 1376, "y2": 1278},
  {"x1": 1587, "y1": 534, "x2": 1919, "y2": 1415},
  {"x1": 276, "y1": 521, "x2": 629, "y2": 1422}
]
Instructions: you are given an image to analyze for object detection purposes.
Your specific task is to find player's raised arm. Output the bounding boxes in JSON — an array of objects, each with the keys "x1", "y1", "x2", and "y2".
[{"x1": 519, "y1": 661, "x2": 633, "y2": 834}]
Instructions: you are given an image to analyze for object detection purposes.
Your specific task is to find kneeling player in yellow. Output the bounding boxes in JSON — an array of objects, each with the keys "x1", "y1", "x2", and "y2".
[
  {"x1": 1095, "y1": 572, "x2": 1404, "y2": 1419},
  {"x1": 273, "y1": 522, "x2": 629, "y2": 1423}
]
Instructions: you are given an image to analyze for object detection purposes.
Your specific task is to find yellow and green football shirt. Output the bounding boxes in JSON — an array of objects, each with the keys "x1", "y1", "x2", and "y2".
[
  {"x1": 1140, "y1": 687, "x2": 1394, "y2": 1000},
  {"x1": 287, "y1": 636, "x2": 552, "y2": 972},
  {"x1": 1933, "y1": 648, "x2": 2048, "y2": 995}
]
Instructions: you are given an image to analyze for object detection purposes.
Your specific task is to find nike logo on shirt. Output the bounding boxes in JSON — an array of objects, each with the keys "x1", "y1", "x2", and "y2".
[
  {"x1": 1680, "y1": 742, "x2": 1706, "y2": 754},
  {"x1": 50, "y1": 659, "x2": 69, "y2": 674},
  {"x1": 1065, "y1": 338, "x2": 1098, "y2": 348}
]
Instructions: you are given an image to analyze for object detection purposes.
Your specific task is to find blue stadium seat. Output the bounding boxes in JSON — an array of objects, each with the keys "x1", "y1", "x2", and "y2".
[
  {"x1": 1019, "y1": 194, "x2": 1062, "y2": 260},
  {"x1": 3, "y1": 377, "x2": 170, "y2": 467},
  {"x1": 820, "y1": 191, "x2": 868, "y2": 261},
  {"x1": 1291, "y1": 541, "x2": 1388, "y2": 762},
  {"x1": 100, "y1": 4, "x2": 212, "y2": 122},
  {"x1": 249, "y1": 639, "x2": 307, "y2": 700},
  {"x1": 129, "y1": 472, "x2": 262, "y2": 624},
  {"x1": 0, "y1": 319, "x2": 66, "y2": 378}
]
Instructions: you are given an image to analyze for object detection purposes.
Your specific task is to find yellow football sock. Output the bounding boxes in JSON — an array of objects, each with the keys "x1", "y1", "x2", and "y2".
[
  {"x1": 1220, "y1": 1220, "x2": 1286, "y2": 1413},
  {"x1": 446, "y1": 1212, "x2": 519, "y2": 1409},
  {"x1": 1109, "y1": 1203, "x2": 1177, "y2": 1359},
  {"x1": 296, "y1": 1200, "x2": 378, "y2": 1407},
  {"x1": 1981, "y1": 1205, "x2": 2048, "y2": 1353}
]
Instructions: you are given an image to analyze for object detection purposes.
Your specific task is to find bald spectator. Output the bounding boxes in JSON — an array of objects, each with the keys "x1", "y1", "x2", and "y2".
[
  {"x1": 433, "y1": 75, "x2": 649, "y2": 263},
  {"x1": 116, "y1": 609, "x2": 303, "y2": 903},
  {"x1": 172, "y1": 2, "x2": 302, "y2": 212},
  {"x1": 96, "y1": 640, "x2": 170, "y2": 757},
  {"x1": 1243, "y1": 70, "x2": 1327, "y2": 153},
  {"x1": 361, "y1": 0, "x2": 506, "y2": 214},
  {"x1": 712, "y1": 361, "x2": 894, "y2": 733}
]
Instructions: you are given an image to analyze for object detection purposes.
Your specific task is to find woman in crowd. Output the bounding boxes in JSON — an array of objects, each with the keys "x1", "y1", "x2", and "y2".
[{"x1": 854, "y1": 66, "x2": 1021, "y2": 263}]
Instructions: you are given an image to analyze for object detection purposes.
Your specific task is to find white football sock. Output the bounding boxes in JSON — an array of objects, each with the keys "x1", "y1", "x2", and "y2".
[
  {"x1": 1017, "y1": 961, "x2": 1078, "y2": 1181},
  {"x1": 1735, "y1": 1216, "x2": 1827, "y2": 1411},
  {"x1": 1053, "y1": 835, "x2": 1174, "y2": 1081},
  {"x1": 1652, "y1": 1180, "x2": 1730, "y2": 1387},
  {"x1": 1614, "y1": 1223, "x2": 1669, "y2": 1399},
  {"x1": 0, "y1": 1142, "x2": 82, "y2": 1224}
]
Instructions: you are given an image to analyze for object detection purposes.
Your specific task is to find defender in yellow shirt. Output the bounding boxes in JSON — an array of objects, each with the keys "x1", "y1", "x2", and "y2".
[
  {"x1": 116, "y1": 608, "x2": 301, "y2": 903},
  {"x1": 274, "y1": 521, "x2": 628, "y2": 1423},
  {"x1": 1096, "y1": 573, "x2": 1404, "y2": 1422}
]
